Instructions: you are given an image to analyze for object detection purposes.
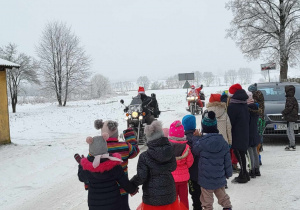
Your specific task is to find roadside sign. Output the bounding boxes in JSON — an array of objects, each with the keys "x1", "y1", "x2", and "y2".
[
  {"x1": 183, "y1": 80, "x2": 191, "y2": 89},
  {"x1": 261, "y1": 63, "x2": 276, "y2": 71},
  {"x1": 178, "y1": 73, "x2": 194, "y2": 81}
]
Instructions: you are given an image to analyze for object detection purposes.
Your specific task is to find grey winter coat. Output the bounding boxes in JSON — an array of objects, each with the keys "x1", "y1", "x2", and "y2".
[
  {"x1": 192, "y1": 133, "x2": 232, "y2": 190},
  {"x1": 130, "y1": 137, "x2": 177, "y2": 206}
]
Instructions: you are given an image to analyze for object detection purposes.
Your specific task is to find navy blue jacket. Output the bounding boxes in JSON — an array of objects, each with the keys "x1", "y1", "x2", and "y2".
[
  {"x1": 192, "y1": 133, "x2": 232, "y2": 190},
  {"x1": 78, "y1": 154, "x2": 137, "y2": 210},
  {"x1": 185, "y1": 130, "x2": 199, "y2": 182},
  {"x1": 248, "y1": 103, "x2": 261, "y2": 147},
  {"x1": 227, "y1": 89, "x2": 249, "y2": 152}
]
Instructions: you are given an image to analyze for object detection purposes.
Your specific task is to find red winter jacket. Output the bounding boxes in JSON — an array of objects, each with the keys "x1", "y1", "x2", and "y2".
[{"x1": 169, "y1": 139, "x2": 194, "y2": 182}]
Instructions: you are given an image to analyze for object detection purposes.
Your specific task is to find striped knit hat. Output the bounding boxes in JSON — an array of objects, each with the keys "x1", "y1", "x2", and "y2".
[{"x1": 201, "y1": 111, "x2": 219, "y2": 133}]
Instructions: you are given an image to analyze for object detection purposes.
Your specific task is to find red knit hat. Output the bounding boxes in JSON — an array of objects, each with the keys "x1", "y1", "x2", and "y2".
[
  {"x1": 138, "y1": 86, "x2": 145, "y2": 94},
  {"x1": 209, "y1": 94, "x2": 221, "y2": 103},
  {"x1": 228, "y1": 83, "x2": 242, "y2": 96}
]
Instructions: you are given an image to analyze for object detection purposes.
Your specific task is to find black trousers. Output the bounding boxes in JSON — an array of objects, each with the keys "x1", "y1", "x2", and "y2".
[
  {"x1": 120, "y1": 194, "x2": 130, "y2": 210},
  {"x1": 188, "y1": 179, "x2": 202, "y2": 210},
  {"x1": 234, "y1": 149, "x2": 247, "y2": 176}
]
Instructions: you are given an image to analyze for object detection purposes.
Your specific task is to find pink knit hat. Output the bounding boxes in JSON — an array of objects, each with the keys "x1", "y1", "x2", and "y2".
[{"x1": 168, "y1": 120, "x2": 186, "y2": 140}]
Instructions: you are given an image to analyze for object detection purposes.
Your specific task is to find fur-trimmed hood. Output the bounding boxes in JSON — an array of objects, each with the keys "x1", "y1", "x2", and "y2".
[
  {"x1": 81, "y1": 153, "x2": 122, "y2": 173},
  {"x1": 206, "y1": 102, "x2": 227, "y2": 118}
]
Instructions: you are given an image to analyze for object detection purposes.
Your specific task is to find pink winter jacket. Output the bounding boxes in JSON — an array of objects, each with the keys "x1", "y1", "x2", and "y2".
[{"x1": 169, "y1": 139, "x2": 194, "y2": 182}]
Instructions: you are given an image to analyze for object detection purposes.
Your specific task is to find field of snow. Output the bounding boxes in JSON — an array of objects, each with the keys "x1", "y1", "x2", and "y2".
[{"x1": 1, "y1": 85, "x2": 300, "y2": 210}]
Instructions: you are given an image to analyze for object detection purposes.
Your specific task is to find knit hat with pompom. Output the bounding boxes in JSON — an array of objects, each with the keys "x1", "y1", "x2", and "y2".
[
  {"x1": 168, "y1": 120, "x2": 186, "y2": 140},
  {"x1": 144, "y1": 121, "x2": 164, "y2": 142},
  {"x1": 201, "y1": 111, "x2": 219, "y2": 134},
  {"x1": 94, "y1": 119, "x2": 119, "y2": 138}
]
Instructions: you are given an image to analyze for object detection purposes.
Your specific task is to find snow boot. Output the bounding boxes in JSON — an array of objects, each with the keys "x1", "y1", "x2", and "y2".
[
  {"x1": 285, "y1": 146, "x2": 296, "y2": 151},
  {"x1": 255, "y1": 168, "x2": 261, "y2": 176},
  {"x1": 223, "y1": 208, "x2": 232, "y2": 210},
  {"x1": 232, "y1": 174, "x2": 248, "y2": 183},
  {"x1": 249, "y1": 170, "x2": 256, "y2": 178}
]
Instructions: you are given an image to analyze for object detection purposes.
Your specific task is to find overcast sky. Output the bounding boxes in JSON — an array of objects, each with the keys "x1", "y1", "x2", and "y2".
[{"x1": 1, "y1": 0, "x2": 266, "y2": 82}]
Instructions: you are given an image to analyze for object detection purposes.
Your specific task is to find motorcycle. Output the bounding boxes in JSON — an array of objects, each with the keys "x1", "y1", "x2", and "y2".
[
  {"x1": 120, "y1": 97, "x2": 147, "y2": 145},
  {"x1": 186, "y1": 91, "x2": 205, "y2": 115}
]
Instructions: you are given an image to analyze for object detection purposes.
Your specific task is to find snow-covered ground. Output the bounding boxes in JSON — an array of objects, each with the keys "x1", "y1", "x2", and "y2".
[{"x1": 1, "y1": 86, "x2": 300, "y2": 210}]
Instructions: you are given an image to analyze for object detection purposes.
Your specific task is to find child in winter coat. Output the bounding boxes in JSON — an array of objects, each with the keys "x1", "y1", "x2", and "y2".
[
  {"x1": 92, "y1": 119, "x2": 140, "y2": 210},
  {"x1": 168, "y1": 120, "x2": 194, "y2": 209},
  {"x1": 282, "y1": 85, "x2": 298, "y2": 151},
  {"x1": 227, "y1": 84, "x2": 250, "y2": 184},
  {"x1": 192, "y1": 111, "x2": 232, "y2": 210},
  {"x1": 247, "y1": 91, "x2": 261, "y2": 178},
  {"x1": 182, "y1": 115, "x2": 202, "y2": 210},
  {"x1": 130, "y1": 121, "x2": 187, "y2": 210},
  {"x1": 77, "y1": 135, "x2": 138, "y2": 210}
]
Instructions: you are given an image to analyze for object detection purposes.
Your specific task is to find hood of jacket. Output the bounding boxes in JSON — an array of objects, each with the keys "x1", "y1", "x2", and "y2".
[
  {"x1": 199, "y1": 133, "x2": 226, "y2": 153},
  {"x1": 80, "y1": 153, "x2": 122, "y2": 173},
  {"x1": 285, "y1": 85, "x2": 295, "y2": 97},
  {"x1": 231, "y1": 89, "x2": 248, "y2": 101},
  {"x1": 147, "y1": 137, "x2": 174, "y2": 163},
  {"x1": 206, "y1": 102, "x2": 227, "y2": 118}
]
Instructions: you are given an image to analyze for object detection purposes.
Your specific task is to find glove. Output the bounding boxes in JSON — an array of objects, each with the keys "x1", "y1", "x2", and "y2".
[
  {"x1": 123, "y1": 128, "x2": 136, "y2": 141},
  {"x1": 130, "y1": 187, "x2": 139, "y2": 196}
]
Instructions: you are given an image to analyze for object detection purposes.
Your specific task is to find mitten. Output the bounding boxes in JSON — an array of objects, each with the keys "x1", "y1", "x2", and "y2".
[
  {"x1": 74, "y1": 153, "x2": 82, "y2": 164},
  {"x1": 123, "y1": 128, "x2": 136, "y2": 142}
]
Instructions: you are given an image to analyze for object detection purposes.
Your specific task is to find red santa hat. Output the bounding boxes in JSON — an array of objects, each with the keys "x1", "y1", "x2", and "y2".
[
  {"x1": 138, "y1": 86, "x2": 145, "y2": 94},
  {"x1": 209, "y1": 94, "x2": 221, "y2": 103},
  {"x1": 228, "y1": 83, "x2": 242, "y2": 96}
]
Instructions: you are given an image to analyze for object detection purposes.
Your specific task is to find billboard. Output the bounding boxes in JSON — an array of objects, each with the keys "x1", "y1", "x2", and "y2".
[
  {"x1": 178, "y1": 73, "x2": 194, "y2": 81},
  {"x1": 261, "y1": 63, "x2": 276, "y2": 71}
]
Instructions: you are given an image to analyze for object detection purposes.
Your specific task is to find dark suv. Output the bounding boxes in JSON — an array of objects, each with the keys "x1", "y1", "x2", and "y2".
[{"x1": 257, "y1": 82, "x2": 300, "y2": 139}]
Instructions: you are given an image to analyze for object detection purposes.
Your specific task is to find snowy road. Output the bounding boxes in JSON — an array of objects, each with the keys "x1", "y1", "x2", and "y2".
[{"x1": 1, "y1": 87, "x2": 300, "y2": 210}]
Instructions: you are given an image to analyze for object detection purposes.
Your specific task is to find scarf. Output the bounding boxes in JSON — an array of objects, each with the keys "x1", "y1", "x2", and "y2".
[{"x1": 230, "y1": 98, "x2": 247, "y2": 104}]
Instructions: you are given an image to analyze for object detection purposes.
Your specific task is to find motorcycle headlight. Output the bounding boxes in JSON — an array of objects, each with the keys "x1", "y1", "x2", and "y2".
[
  {"x1": 195, "y1": 97, "x2": 198, "y2": 100},
  {"x1": 139, "y1": 116, "x2": 143, "y2": 120},
  {"x1": 132, "y1": 112, "x2": 138, "y2": 118}
]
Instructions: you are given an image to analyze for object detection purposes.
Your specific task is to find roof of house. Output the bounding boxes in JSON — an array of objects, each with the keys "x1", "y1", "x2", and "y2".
[{"x1": 0, "y1": 58, "x2": 20, "y2": 68}]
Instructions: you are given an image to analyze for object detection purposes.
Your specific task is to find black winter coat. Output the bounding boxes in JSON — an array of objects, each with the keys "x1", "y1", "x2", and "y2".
[
  {"x1": 282, "y1": 85, "x2": 299, "y2": 122},
  {"x1": 248, "y1": 103, "x2": 261, "y2": 147},
  {"x1": 78, "y1": 154, "x2": 137, "y2": 210},
  {"x1": 185, "y1": 130, "x2": 199, "y2": 182},
  {"x1": 227, "y1": 89, "x2": 249, "y2": 152},
  {"x1": 130, "y1": 137, "x2": 177, "y2": 206}
]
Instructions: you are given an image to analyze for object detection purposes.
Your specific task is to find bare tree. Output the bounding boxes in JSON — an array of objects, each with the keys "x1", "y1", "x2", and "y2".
[
  {"x1": 226, "y1": 0, "x2": 300, "y2": 81},
  {"x1": 137, "y1": 76, "x2": 150, "y2": 90},
  {"x1": 202, "y1": 72, "x2": 214, "y2": 87},
  {"x1": 151, "y1": 81, "x2": 164, "y2": 90},
  {"x1": 37, "y1": 21, "x2": 90, "y2": 106},
  {"x1": 238, "y1": 68, "x2": 253, "y2": 84},
  {"x1": 224, "y1": 72, "x2": 229, "y2": 86},
  {"x1": 193, "y1": 71, "x2": 202, "y2": 86},
  {"x1": 90, "y1": 74, "x2": 111, "y2": 98},
  {"x1": 0, "y1": 43, "x2": 40, "y2": 113},
  {"x1": 226, "y1": 69, "x2": 238, "y2": 84},
  {"x1": 261, "y1": 70, "x2": 269, "y2": 81}
]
